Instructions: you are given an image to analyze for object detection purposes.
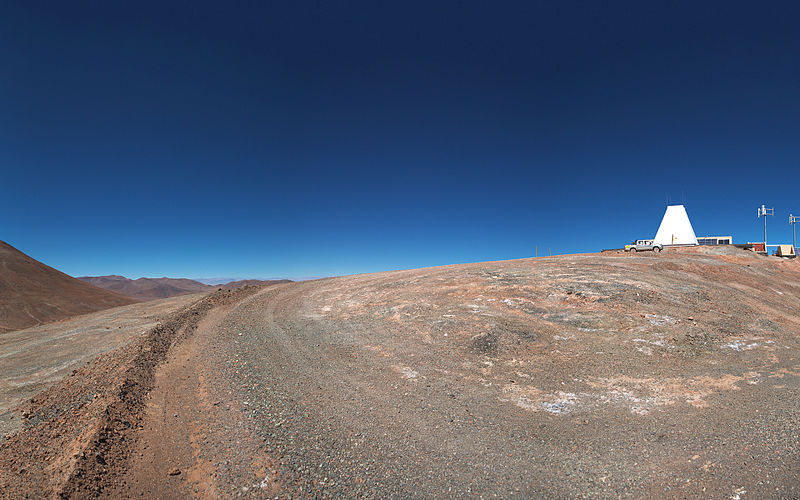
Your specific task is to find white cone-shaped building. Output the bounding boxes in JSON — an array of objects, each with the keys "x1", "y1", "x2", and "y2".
[{"x1": 653, "y1": 205, "x2": 698, "y2": 246}]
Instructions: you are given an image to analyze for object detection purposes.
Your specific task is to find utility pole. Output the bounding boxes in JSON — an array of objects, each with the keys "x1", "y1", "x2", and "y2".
[
  {"x1": 790, "y1": 214, "x2": 799, "y2": 250},
  {"x1": 757, "y1": 204, "x2": 774, "y2": 247}
]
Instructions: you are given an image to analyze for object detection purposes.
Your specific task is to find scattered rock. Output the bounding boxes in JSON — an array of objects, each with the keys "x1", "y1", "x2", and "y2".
[{"x1": 168, "y1": 468, "x2": 181, "y2": 476}]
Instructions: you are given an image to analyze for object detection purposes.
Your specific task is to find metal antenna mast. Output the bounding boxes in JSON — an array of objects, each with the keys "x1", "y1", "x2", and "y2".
[
  {"x1": 790, "y1": 213, "x2": 799, "y2": 250},
  {"x1": 758, "y1": 204, "x2": 774, "y2": 248}
]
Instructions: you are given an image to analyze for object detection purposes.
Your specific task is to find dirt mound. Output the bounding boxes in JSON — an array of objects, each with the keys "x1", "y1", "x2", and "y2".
[
  {"x1": 78, "y1": 275, "x2": 214, "y2": 301},
  {"x1": 0, "y1": 241, "x2": 137, "y2": 334}
]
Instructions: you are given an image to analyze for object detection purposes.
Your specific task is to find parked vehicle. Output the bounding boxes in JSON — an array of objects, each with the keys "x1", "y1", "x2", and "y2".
[{"x1": 625, "y1": 239, "x2": 663, "y2": 253}]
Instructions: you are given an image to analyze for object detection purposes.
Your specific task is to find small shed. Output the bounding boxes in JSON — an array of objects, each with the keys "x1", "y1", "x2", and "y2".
[{"x1": 776, "y1": 245, "x2": 796, "y2": 257}]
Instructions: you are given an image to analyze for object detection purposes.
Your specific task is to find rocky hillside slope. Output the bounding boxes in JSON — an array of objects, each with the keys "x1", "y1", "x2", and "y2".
[{"x1": 0, "y1": 242, "x2": 137, "y2": 333}]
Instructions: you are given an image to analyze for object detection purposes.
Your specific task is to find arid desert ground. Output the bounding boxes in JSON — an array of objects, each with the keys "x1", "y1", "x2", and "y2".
[{"x1": 1, "y1": 245, "x2": 799, "y2": 498}]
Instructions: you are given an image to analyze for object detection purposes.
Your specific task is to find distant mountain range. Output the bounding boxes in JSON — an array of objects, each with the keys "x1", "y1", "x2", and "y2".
[
  {"x1": 77, "y1": 275, "x2": 291, "y2": 301},
  {"x1": 194, "y1": 278, "x2": 243, "y2": 285},
  {"x1": 0, "y1": 241, "x2": 136, "y2": 333},
  {"x1": 194, "y1": 277, "x2": 293, "y2": 285},
  {"x1": 76, "y1": 276, "x2": 212, "y2": 301},
  {"x1": 0, "y1": 239, "x2": 290, "y2": 333}
]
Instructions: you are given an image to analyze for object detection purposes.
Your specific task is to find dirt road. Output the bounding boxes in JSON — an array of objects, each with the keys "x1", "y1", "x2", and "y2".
[{"x1": 2, "y1": 248, "x2": 799, "y2": 497}]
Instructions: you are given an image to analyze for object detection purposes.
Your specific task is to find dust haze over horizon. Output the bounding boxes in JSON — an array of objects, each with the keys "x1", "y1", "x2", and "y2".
[{"x1": 3, "y1": 1, "x2": 800, "y2": 278}]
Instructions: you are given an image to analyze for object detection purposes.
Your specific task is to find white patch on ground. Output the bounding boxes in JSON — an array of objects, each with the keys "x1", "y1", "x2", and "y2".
[
  {"x1": 503, "y1": 373, "x2": 766, "y2": 416},
  {"x1": 258, "y1": 474, "x2": 270, "y2": 489},
  {"x1": 501, "y1": 386, "x2": 581, "y2": 415},
  {"x1": 598, "y1": 388, "x2": 661, "y2": 415},
  {"x1": 467, "y1": 304, "x2": 482, "y2": 313},
  {"x1": 507, "y1": 394, "x2": 539, "y2": 411},
  {"x1": 723, "y1": 341, "x2": 759, "y2": 351},
  {"x1": 722, "y1": 339, "x2": 774, "y2": 351},
  {"x1": 541, "y1": 392, "x2": 579, "y2": 414},
  {"x1": 500, "y1": 297, "x2": 535, "y2": 307},
  {"x1": 554, "y1": 334, "x2": 576, "y2": 341},
  {"x1": 577, "y1": 327, "x2": 598, "y2": 332},
  {"x1": 644, "y1": 314, "x2": 676, "y2": 326},
  {"x1": 400, "y1": 367, "x2": 418, "y2": 379},
  {"x1": 464, "y1": 302, "x2": 495, "y2": 316},
  {"x1": 632, "y1": 338, "x2": 665, "y2": 346},
  {"x1": 730, "y1": 487, "x2": 746, "y2": 500},
  {"x1": 631, "y1": 334, "x2": 671, "y2": 355}
]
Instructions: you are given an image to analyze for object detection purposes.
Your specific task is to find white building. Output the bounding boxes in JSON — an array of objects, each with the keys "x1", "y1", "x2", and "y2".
[{"x1": 653, "y1": 205, "x2": 698, "y2": 246}]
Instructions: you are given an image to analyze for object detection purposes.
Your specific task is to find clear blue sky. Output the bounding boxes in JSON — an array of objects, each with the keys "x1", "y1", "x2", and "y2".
[{"x1": 2, "y1": 1, "x2": 799, "y2": 279}]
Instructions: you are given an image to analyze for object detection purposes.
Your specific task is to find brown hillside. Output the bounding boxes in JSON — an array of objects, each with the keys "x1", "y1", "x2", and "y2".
[
  {"x1": 0, "y1": 241, "x2": 137, "y2": 334},
  {"x1": 78, "y1": 275, "x2": 213, "y2": 301}
]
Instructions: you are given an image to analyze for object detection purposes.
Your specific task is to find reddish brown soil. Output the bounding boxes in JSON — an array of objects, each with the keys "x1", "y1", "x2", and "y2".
[
  {"x1": 0, "y1": 241, "x2": 137, "y2": 334},
  {"x1": 2, "y1": 247, "x2": 799, "y2": 497}
]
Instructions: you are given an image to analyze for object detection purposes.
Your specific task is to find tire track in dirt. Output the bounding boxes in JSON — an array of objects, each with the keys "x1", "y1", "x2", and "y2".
[{"x1": 0, "y1": 286, "x2": 261, "y2": 498}]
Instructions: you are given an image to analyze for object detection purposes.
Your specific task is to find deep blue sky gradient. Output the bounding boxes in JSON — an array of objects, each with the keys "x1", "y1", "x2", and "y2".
[{"x1": 2, "y1": 1, "x2": 799, "y2": 279}]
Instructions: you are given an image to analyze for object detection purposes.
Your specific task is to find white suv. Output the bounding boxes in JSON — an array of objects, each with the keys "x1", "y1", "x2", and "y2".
[{"x1": 625, "y1": 240, "x2": 663, "y2": 253}]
